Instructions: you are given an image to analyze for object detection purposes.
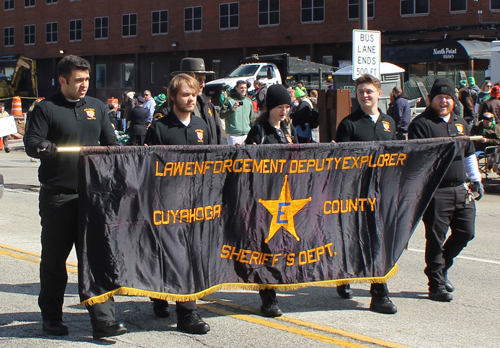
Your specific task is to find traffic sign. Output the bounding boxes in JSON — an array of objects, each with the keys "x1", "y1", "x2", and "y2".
[{"x1": 352, "y1": 29, "x2": 381, "y2": 80}]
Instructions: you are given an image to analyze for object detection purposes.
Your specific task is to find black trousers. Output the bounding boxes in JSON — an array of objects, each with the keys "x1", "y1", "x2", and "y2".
[
  {"x1": 422, "y1": 185, "x2": 475, "y2": 291},
  {"x1": 38, "y1": 188, "x2": 116, "y2": 324}
]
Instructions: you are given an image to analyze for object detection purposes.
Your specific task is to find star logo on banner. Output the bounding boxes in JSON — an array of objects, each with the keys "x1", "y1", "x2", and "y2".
[{"x1": 259, "y1": 175, "x2": 312, "y2": 243}]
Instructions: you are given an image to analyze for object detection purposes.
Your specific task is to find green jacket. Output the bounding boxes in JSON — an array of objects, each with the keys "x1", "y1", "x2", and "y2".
[{"x1": 220, "y1": 89, "x2": 254, "y2": 135}]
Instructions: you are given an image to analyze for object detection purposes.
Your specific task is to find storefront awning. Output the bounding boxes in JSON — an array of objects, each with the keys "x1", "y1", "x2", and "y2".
[{"x1": 433, "y1": 40, "x2": 491, "y2": 60}]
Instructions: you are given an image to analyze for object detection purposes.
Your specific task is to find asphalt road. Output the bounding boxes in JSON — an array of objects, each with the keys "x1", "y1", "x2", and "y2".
[{"x1": 1, "y1": 149, "x2": 499, "y2": 348}]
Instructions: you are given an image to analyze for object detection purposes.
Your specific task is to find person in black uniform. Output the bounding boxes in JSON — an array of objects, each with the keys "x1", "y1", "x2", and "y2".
[
  {"x1": 145, "y1": 73, "x2": 210, "y2": 334},
  {"x1": 408, "y1": 77, "x2": 483, "y2": 302},
  {"x1": 245, "y1": 84, "x2": 297, "y2": 318},
  {"x1": 127, "y1": 95, "x2": 149, "y2": 146},
  {"x1": 335, "y1": 74, "x2": 398, "y2": 315},
  {"x1": 156, "y1": 58, "x2": 223, "y2": 145},
  {"x1": 23, "y1": 55, "x2": 126, "y2": 338},
  {"x1": 246, "y1": 84, "x2": 298, "y2": 145}
]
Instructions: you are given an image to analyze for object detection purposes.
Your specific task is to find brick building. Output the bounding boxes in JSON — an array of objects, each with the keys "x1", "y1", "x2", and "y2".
[{"x1": 0, "y1": 0, "x2": 499, "y2": 100}]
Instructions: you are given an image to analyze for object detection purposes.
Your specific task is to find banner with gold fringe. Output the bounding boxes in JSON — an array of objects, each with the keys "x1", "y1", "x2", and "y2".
[{"x1": 77, "y1": 137, "x2": 468, "y2": 305}]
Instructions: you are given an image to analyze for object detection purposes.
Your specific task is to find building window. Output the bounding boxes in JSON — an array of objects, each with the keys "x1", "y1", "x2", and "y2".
[
  {"x1": 401, "y1": 0, "x2": 429, "y2": 15},
  {"x1": 323, "y1": 56, "x2": 333, "y2": 66},
  {"x1": 46, "y1": 22, "x2": 58, "y2": 43},
  {"x1": 450, "y1": 0, "x2": 466, "y2": 12},
  {"x1": 259, "y1": 0, "x2": 279, "y2": 26},
  {"x1": 25, "y1": 0, "x2": 35, "y2": 7},
  {"x1": 4, "y1": 0, "x2": 14, "y2": 10},
  {"x1": 96, "y1": 64, "x2": 106, "y2": 88},
  {"x1": 95, "y1": 17, "x2": 109, "y2": 40},
  {"x1": 184, "y1": 6, "x2": 202, "y2": 32},
  {"x1": 121, "y1": 63, "x2": 134, "y2": 88},
  {"x1": 122, "y1": 14, "x2": 137, "y2": 37},
  {"x1": 220, "y1": 2, "x2": 239, "y2": 30},
  {"x1": 152, "y1": 10, "x2": 168, "y2": 35},
  {"x1": 302, "y1": 0, "x2": 324, "y2": 23},
  {"x1": 4, "y1": 27, "x2": 14, "y2": 47},
  {"x1": 491, "y1": 0, "x2": 500, "y2": 11},
  {"x1": 348, "y1": 0, "x2": 375, "y2": 19},
  {"x1": 46, "y1": 0, "x2": 57, "y2": 4},
  {"x1": 24, "y1": 25, "x2": 35, "y2": 45},
  {"x1": 69, "y1": 19, "x2": 82, "y2": 42}
]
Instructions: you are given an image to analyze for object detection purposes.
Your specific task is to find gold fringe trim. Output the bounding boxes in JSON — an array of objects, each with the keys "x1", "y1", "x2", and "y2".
[{"x1": 81, "y1": 264, "x2": 398, "y2": 306}]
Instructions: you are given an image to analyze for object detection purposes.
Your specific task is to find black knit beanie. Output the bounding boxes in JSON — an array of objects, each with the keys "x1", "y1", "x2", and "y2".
[
  {"x1": 266, "y1": 84, "x2": 292, "y2": 111},
  {"x1": 429, "y1": 77, "x2": 457, "y2": 103}
]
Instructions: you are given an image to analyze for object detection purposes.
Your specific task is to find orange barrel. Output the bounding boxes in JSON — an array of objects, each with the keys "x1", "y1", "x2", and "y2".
[
  {"x1": 11, "y1": 96, "x2": 22, "y2": 116},
  {"x1": 107, "y1": 97, "x2": 119, "y2": 110},
  {"x1": 0, "y1": 138, "x2": 3, "y2": 150}
]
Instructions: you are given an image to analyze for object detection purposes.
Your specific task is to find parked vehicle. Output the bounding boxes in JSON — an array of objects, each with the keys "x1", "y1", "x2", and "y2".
[{"x1": 205, "y1": 53, "x2": 335, "y2": 106}]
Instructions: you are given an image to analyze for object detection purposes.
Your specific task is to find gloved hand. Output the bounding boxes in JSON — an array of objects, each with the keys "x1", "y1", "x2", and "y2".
[
  {"x1": 37, "y1": 140, "x2": 57, "y2": 159},
  {"x1": 469, "y1": 182, "x2": 484, "y2": 201}
]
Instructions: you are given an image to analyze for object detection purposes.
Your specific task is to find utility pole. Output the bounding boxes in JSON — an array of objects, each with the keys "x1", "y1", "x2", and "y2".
[{"x1": 359, "y1": 0, "x2": 368, "y2": 30}]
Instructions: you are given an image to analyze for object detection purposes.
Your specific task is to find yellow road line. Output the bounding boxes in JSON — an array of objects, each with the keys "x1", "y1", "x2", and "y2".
[
  {"x1": 0, "y1": 243, "x2": 410, "y2": 348},
  {"x1": 0, "y1": 243, "x2": 77, "y2": 273},
  {"x1": 203, "y1": 297, "x2": 412, "y2": 348},
  {"x1": 199, "y1": 303, "x2": 371, "y2": 348}
]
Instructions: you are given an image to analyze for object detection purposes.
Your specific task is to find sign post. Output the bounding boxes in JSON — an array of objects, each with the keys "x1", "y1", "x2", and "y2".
[{"x1": 352, "y1": 29, "x2": 381, "y2": 80}]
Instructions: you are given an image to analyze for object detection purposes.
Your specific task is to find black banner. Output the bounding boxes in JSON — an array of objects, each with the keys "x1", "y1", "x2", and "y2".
[{"x1": 78, "y1": 137, "x2": 468, "y2": 305}]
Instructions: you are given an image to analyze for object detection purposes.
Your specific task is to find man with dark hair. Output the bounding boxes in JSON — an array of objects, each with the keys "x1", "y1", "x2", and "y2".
[
  {"x1": 145, "y1": 73, "x2": 210, "y2": 335},
  {"x1": 24, "y1": 55, "x2": 126, "y2": 339},
  {"x1": 127, "y1": 95, "x2": 149, "y2": 146},
  {"x1": 409, "y1": 77, "x2": 483, "y2": 302},
  {"x1": 220, "y1": 80, "x2": 254, "y2": 145},
  {"x1": 335, "y1": 74, "x2": 398, "y2": 315}
]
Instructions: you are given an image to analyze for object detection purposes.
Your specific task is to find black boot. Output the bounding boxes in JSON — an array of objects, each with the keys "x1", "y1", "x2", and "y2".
[
  {"x1": 152, "y1": 299, "x2": 170, "y2": 318},
  {"x1": 42, "y1": 319, "x2": 69, "y2": 336},
  {"x1": 336, "y1": 284, "x2": 353, "y2": 299},
  {"x1": 177, "y1": 310, "x2": 210, "y2": 334},
  {"x1": 260, "y1": 289, "x2": 282, "y2": 317}
]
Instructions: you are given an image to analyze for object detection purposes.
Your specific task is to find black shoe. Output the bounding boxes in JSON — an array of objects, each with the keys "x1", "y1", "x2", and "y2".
[
  {"x1": 336, "y1": 284, "x2": 353, "y2": 299},
  {"x1": 42, "y1": 319, "x2": 69, "y2": 336},
  {"x1": 92, "y1": 321, "x2": 128, "y2": 339},
  {"x1": 153, "y1": 299, "x2": 170, "y2": 318},
  {"x1": 370, "y1": 296, "x2": 397, "y2": 314},
  {"x1": 261, "y1": 301, "x2": 283, "y2": 317},
  {"x1": 444, "y1": 279, "x2": 455, "y2": 293},
  {"x1": 429, "y1": 288, "x2": 453, "y2": 302},
  {"x1": 4, "y1": 148, "x2": 10, "y2": 153},
  {"x1": 177, "y1": 311, "x2": 210, "y2": 334}
]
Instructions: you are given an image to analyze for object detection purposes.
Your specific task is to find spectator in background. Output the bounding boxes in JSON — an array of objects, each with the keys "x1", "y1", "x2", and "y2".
[
  {"x1": 327, "y1": 78, "x2": 334, "y2": 90},
  {"x1": 0, "y1": 103, "x2": 11, "y2": 153},
  {"x1": 142, "y1": 90, "x2": 156, "y2": 125},
  {"x1": 479, "y1": 85, "x2": 500, "y2": 123},
  {"x1": 290, "y1": 87, "x2": 314, "y2": 143},
  {"x1": 107, "y1": 104, "x2": 118, "y2": 130},
  {"x1": 220, "y1": 80, "x2": 254, "y2": 145},
  {"x1": 127, "y1": 95, "x2": 149, "y2": 146},
  {"x1": 470, "y1": 112, "x2": 500, "y2": 155},
  {"x1": 388, "y1": 86, "x2": 411, "y2": 140},
  {"x1": 476, "y1": 81, "x2": 492, "y2": 111},
  {"x1": 458, "y1": 85, "x2": 475, "y2": 125},
  {"x1": 309, "y1": 90, "x2": 318, "y2": 108}
]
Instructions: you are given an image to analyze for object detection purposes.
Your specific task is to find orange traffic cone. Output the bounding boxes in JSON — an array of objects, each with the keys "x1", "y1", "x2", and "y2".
[
  {"x1": 11, "y1": 96, "x2": 22, "y2": 116},
  {"x1": 0, "y1": 138, "x2": 3, "y2": 150}
]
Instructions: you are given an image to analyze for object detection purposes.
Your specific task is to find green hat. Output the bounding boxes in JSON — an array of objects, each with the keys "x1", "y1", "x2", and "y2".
[
  {"x1": 154, "y1": 93, "x2": 166, "y2": 103},
  {"x1": 294, "y1": 87, "x2": 306, "y2": 98},
  {"x1": 458, "y1": 80, "x2": 467, "y2": 88},
  {"x1": 468, "y1": 76, "x2": 476, "y2": 86}
]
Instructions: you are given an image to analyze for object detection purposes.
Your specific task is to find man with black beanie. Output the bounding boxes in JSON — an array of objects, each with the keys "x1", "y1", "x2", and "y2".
[{"x1": 409, "y1": 77, "x2": 483, "y2": 302}]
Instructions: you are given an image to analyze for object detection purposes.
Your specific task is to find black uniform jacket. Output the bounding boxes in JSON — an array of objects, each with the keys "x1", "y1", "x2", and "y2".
[
  {"x1": 156, "y1": 94, "x2": 222, "y2": 144},
  {"x1": 335, "y1": 107, "x2": 396, "y2": 142},
  {"x1": 408, "y1": 107, "x2": 475, "y2": 184},
  {"x1": 145, "y1": 109, "x2": 209, "y2": 146},
  {"x1": 245, "y1": 121, "x2": 298, "y2": 144},
  {"x1": 127, "y1": 105, "x2": 149, "y2": 136},
  {"x1": 24, "y1": 90, "x2": 118, "y2": 190}
]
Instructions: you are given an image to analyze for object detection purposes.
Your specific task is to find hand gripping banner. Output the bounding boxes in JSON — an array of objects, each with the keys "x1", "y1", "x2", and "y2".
[{"x1": 78, "y1": 137, "x2": 468, "y2": 305}]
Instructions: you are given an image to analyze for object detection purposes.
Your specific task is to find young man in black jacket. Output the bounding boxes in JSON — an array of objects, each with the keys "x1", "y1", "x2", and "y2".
[
  {"x1": 335, "y1": 74, "x2": 397, "y2": 315},
  {"x1": 24, "y1": 55, "x2": 126, "y2": 339},
  {"x1": 145, "y1": 73, "x2": 210, "y2": 335}
]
